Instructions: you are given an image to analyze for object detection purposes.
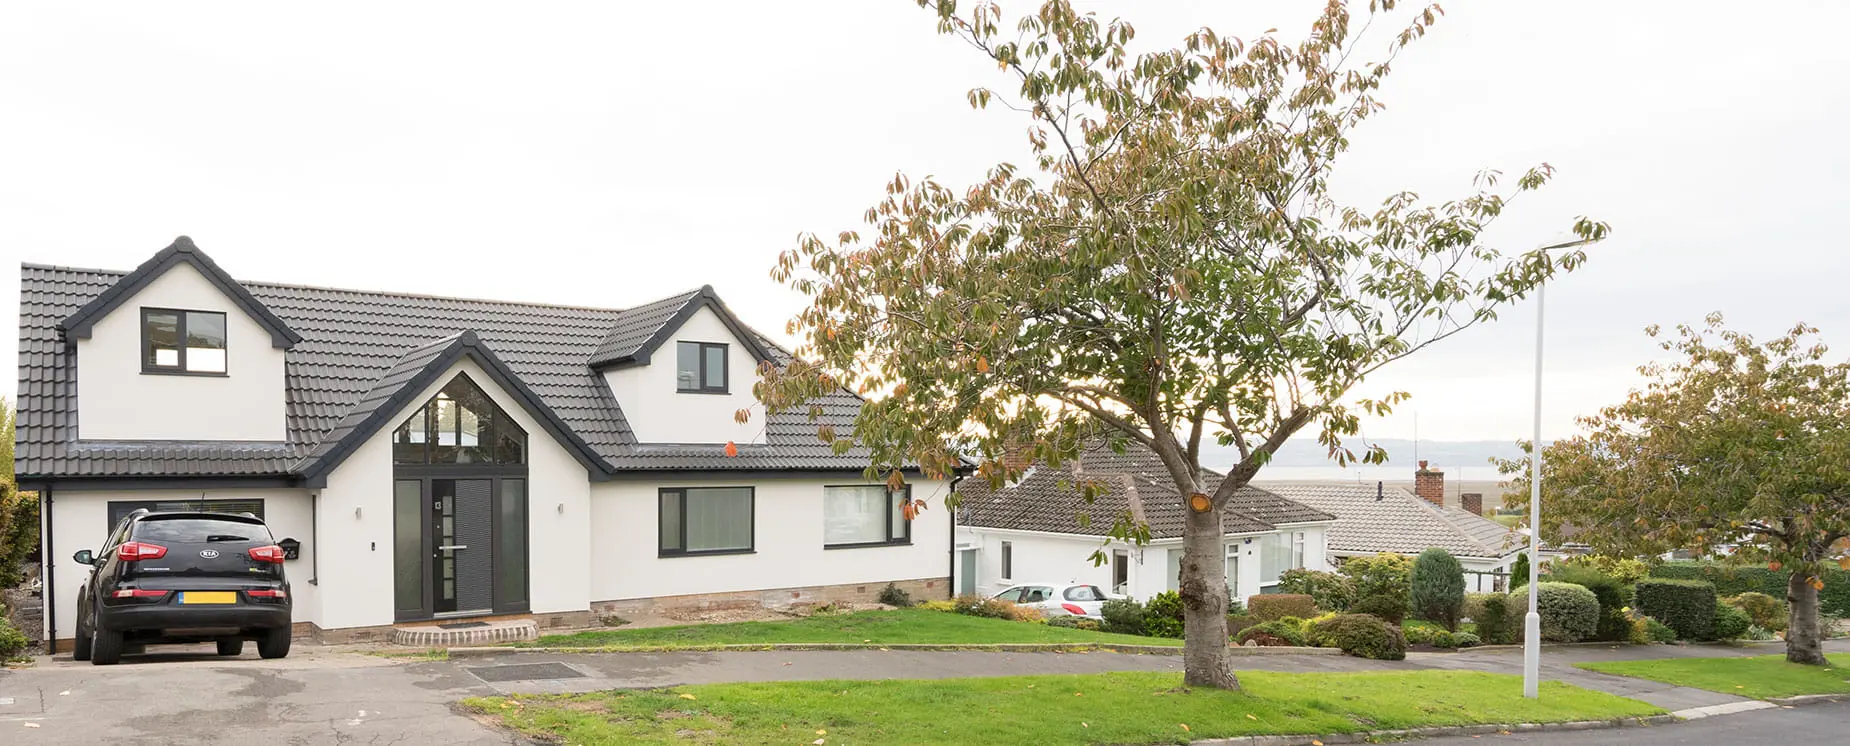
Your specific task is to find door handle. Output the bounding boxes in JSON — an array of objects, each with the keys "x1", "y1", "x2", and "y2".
[{"x1": 437, "y1": 545, "x2": 467, "y2": 551}]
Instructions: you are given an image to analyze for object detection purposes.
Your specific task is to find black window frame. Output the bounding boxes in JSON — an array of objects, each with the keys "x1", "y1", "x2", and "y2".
[
  {"x1": 140, "y1": 307, "x2": 229, "y2": 376},
  {"x1": 392, "y1": 372, "x2": 529, "y2": 466},
  {"x1": 106, "y1": 498, "x2": 265, "y2": 531},
  {"x1": 1001, "y1": 540, "x2": 1013, "y2": 580},
  {"x1": 675, "y1": 341, "x2": 729, "y2": 394},
  {"x1": 821, "y1": 484, "x2": 913, "y2": 550},
  {"x1": 657, "y1": 486, "x2": 756, "y2": 557}
]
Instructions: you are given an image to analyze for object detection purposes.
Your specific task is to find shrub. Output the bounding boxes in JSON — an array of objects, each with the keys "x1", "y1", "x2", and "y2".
[
  {"x1": 1004, "y1": 604, "x2": 1045, "y2": 623},
  {"x1": 1411, "y1": 548, "x2": 1466, "y2": 630},
  {"x1": 1724, "y1": 592, "x2": 1787, "y2": 632},
  {"x1": 1276, "y1": 568, "x2": 1356, "y2": 612},
  {"x1": 1046, "y1": 616, "x2": 1102, "y2": 631},
  {"x1": 1100, "y1": 598, "x2": 1146, "y2": 636},
  {"x1": 1652, "y1": 561, "x2": 1850, "y2": 617},
  {"x1": 1350, "y1": 594, "x2": 1408, "y2": 624},
  {"x1": 1142, "y1": 591, "x2": 1185, "y2": 638},
  {"x1": 1248, "y1": 594, "x2": 1317, "y2": 621},
  {"x1": 1428, "y1": 629, "x2": 1459, "y2": 649},
  {"x1": 918, "y1": 599, "x2": 957, "y2": 613},
  {"x1": 877, "y1": 583, "x2": 913, "y2": 608},
  {"x1": 1340, "y1": 553, "x2": 1413, "y2": 624},
  {"x1": 1226, "y1": 614, "x2": 1258, "y2": 639},
  {"x1": 1642, "y1": 616, "x2": 1677, "y2": 643},
  {"x1": 1511, "y1": 552, "x2": 1532, "y2": 589},
  {"x1": 1556, "y1": 554, "x2": 1651, "y2": 585},
  {"x1": 1236, "y1": 620, "x2": 1307, "y2": 647},
  {"x1": 0, "y1": 480, "x2": 41, "y2": 590},
  {"x1": 1634, "y1": 578, "x2": 1717, "y2": 640},
  {"x1": 1711, "y1": 600, "x2": 1751, "y2": 640},
  {"x1": 1306, "y1": 613, "x2": 1407, "y2": 661},
  {"x1": 952, "y1": 594, "x2": 1014, "y2": 619},
  {"x1": 1545, "y1": 564, "x2": 1631, "y2": 642},
  {"x1": 1470, "y1": 592, "x2": 1518, "y2": 644},
  {"x1": 1531, "y1": 582, "x2": 1600, "y2": 642},
  {"x1": 0, "y1": 618, "x2": 26, "y2": 660},
  {"x1": 1451, "y1": 631, "x2": 1481, "y2": 648}
]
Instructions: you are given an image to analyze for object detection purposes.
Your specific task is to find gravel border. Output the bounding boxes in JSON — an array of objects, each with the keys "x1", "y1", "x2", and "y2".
[{"x1": 445, "y1": 642, "x2": 1346, "y2": 657}]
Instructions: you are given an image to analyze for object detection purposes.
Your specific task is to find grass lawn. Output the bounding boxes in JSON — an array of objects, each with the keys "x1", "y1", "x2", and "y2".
[
  {"x1": 1578, "y1": 654, "x2": 1850, "y2": 700},
  {"x1": 530, "y1": 609, "x2": 1180, "y2": 649},
  {"x1": 462, "y1": 670, "x2": 1662, "y2": 745}
]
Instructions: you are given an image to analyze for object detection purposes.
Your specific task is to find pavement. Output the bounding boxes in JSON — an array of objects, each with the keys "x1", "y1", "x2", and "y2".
[
  {"x1": 0, "y1": 638, "x2": 1844, "y2": 744},
  {"x1": 1413, "y1": 699, "x2": 1850, "y2": 744}
]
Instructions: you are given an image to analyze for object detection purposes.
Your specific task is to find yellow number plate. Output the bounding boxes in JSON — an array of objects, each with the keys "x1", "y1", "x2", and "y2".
[{"x1": 180, "y1": 591, "x2": 237, "y2": 604}]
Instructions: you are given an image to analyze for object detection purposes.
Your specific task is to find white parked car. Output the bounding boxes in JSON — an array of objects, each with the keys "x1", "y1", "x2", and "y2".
[{"x1": 992, "y1": 582, "x2": 1118, "y2": 618}]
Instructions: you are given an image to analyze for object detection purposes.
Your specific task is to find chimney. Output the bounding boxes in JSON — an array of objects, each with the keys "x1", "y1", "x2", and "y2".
[
  {"x1": 1461, "y1": 492, "x2": 1484, "y2": 516},
  {"x1": 1414, "y1": 461, "x2": 1445, "y2": 506}
]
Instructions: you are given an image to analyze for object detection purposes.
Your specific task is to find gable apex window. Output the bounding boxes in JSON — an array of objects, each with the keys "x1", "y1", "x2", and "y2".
[
  {"x1": 676, "y1": 341, "x2": 728, "y2": 393},
  {"x1": 392, "y1": 373, "x2": 528, "y2": 465},
  {"x1": 142, "y1": 308, "x2": 227, "y2": 375}
]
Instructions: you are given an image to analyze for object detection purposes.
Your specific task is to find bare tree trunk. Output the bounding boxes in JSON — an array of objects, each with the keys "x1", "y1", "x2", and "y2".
[
  {"x1": 1786, "y1": 569, "x2": 1827, "y2": 665},
  {"x1": 1179, "y1": 506, "x2": 1239, "y2": 689}
]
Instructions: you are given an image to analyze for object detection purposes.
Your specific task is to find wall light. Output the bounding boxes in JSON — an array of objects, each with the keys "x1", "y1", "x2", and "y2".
[
  {"x1": 354, "y1": 506, "x2": 362, "y2": 519},
  {"x1": 556, "y1": 503, "x2": 565, "y2": 514}
]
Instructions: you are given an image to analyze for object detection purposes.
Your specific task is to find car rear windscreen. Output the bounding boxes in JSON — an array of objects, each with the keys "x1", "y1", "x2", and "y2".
[{"x1": 132, "y1": 517, "x2": 272, "y2": 544}]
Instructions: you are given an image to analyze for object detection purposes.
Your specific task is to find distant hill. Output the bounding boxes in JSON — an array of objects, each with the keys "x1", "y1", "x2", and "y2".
[{"x1": 1200, "y1": 438, "x2": 1537, "y2": 471}]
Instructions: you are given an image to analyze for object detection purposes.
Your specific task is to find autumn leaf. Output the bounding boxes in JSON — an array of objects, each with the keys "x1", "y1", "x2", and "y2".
[
  {"x1": 678, "y1": 693, "x2": 697, "y2": 700},
  {"x1": 1179, "y1": 724, "x2": 1191, "y2": 732},
  {"x1": 1770, "y1": 561, "x2": 1783, "y2": 571},
  {"x1": 724, "y1": 441, "x2": 739, "y2": 458},
  {"x1": 974, "y1": 356, "x2": 990, "y2": 373},
  {"x1": 733, "y1": 408, "x2": 751, "y2": 425}
]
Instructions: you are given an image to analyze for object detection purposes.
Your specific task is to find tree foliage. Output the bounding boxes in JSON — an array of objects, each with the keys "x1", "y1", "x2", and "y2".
[
  {"x1": 760, "y1": 0, "x2": 1604, "y2": 688},
  {"x1": 1410, "y1": 548, "x2": 1465, "y2": 630},
  {"x1": 1501, "y1": 315, "x2": 1850, "y2": 663}
]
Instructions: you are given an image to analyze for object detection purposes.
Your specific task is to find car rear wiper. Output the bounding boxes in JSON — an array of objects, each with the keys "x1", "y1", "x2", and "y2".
[{"x1": 205, "y1": 535, "x2": 251, "y2": 542}]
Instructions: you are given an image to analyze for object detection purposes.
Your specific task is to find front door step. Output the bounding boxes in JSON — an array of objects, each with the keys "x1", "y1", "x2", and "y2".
[{"x1": 392, "y1": 619, "x2": 537, "y2": 647}]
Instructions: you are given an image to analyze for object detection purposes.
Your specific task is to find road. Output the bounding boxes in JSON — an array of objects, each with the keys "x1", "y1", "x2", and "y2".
[{"x1": 1417, "y1": 700, "x2": 1850, "y2": 745}]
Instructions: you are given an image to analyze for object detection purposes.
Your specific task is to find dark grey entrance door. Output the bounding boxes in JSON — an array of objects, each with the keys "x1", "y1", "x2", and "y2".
[{"x1": 434, "y1": 478, "x2": 495, "y2": 615}]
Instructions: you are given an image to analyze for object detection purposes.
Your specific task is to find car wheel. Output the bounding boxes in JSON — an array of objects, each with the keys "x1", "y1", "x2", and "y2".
[
  {"x1": 91, "y1": 628, "x2": 124, "y2": 666},
  {"x1": 217, "y1": 639, "x2": 244, "y2": 656},
  {"x1": 257, "y1": 627, "x2": 291, "y2": 660},
  {"x1": 72, "y1": 613, "x2": 93, "y2": 662}
]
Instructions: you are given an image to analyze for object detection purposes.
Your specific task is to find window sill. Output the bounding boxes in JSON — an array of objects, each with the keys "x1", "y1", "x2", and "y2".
[
  {"x1": 142, "y1": 369, "x2": 229, "y2": 378},
  {"x1": 824, "y1": 540, "x2": 913, "y2": 551},
  {"x1": 658, "y1": 548, "x2": 756, "y2": 558},
  {"x1": 674, "y1": 389, "x2": 732, "y2": 395}
]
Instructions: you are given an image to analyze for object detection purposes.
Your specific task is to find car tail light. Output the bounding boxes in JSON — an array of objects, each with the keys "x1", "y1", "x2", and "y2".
[
  {"x1": 248, "y1": 545, "x2": 287, "y2": 564},
  {"x1": 117, "y1": 542, "x2": 168, "y2": 561},
  {"x1": 247, "y1": 589, "x2": 287, "y2": 599},
  {"x1": 1061, "y1": 603, "x2": 1087, "y2": 616},
  {"x1": 111, "y1": 589, "x2": 167, "y2": 599}
]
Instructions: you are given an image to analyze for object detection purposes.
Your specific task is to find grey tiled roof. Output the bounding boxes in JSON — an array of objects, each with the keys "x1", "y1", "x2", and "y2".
[
  {"x1": 1257, "y1": 483, "x2": 1526, "y2": 560},
  {"x1": 16, "y1": 257, "x2": 878, "y2": 480},
  {"x1": 586, "y1": 289, "x2": 702, "y2": 367},
  {"x1": 955, "y1": 442, "x2": 1335, "y2": 540}
]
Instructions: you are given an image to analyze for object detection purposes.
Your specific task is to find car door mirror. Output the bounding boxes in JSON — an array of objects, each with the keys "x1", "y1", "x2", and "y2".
[{"x1": 73, "y1": 549, "x2": 95, "y2": 566}]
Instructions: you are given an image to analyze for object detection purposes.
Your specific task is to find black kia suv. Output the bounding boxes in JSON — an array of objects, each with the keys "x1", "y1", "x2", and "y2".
[{"x1": 72, "y1": 510, "x2": 293, "y2": 665}]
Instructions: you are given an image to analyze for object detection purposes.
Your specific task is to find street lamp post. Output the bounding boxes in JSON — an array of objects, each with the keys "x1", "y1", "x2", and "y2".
[{"x1": 1523, "y1": 237, "x2": 1596, "y2": 700}]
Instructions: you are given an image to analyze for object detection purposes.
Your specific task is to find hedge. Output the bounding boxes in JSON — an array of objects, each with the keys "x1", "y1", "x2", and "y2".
[
  {"x1": 1634, "y1": 578, "x2": 1717, "y2": 640},
  {"x1": 1545, "y1": 564, "x2": 1632, "y2": 642},
  {"x1": 1531, "y1": 582, "x2": 1600, "y2": 642},
  {"x1": 1248, "y1": 594, "x2": 1317, "y2": 621},
  {"x1": 1651, "y1": 561, "x2": 1849, "y2": 616}
]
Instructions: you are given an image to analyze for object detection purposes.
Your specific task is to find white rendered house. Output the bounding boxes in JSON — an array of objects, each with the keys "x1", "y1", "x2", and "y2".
[
  {"x1": 953, "y1": 442, "x2": 1337, "y2": 607},
  {"x1": 17, "y1": 237, "x2": 952, "y2": 647}
]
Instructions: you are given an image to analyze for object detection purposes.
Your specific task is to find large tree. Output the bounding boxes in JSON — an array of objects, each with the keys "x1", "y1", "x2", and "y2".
[
  {"x1": 759, "y1": 0, "x2": 1604, "y2": 689},
  {"x1": 1500, "y1": 315, "x2": 1850, "y2": 664}
]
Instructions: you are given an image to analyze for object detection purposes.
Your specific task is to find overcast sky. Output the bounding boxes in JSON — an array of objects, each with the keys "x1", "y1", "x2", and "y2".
[{"x1": 4, "y1": 1, "x2": 1847, "y2": 445}]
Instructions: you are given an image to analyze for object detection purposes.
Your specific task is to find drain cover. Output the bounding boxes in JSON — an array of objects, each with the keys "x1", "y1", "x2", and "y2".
[
  {"x1": 438, "y1": 621, "x2": 490, "y2": 630},
  {"x1": 466, "y1": 662, "x2": 587, "y2": 682}
]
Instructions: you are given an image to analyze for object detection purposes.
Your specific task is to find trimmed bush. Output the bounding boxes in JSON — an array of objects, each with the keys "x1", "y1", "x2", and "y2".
[
  {"x1": 1099, "y1": 598, "x2": 1146, "y2": 636},
  {"x1": 1642, "y1": 616, "x2": 1677, "y2": 643},
  {"x1": 1451, "y1": 631, "x2": 1481, "y2": 648},
  {"x1": 1531, "y1": 582, "x2": 1600, "y2": 642},
  {"x1": 1276, "y1": 568, "x2": 1356, "y2": 612},
  {"x1": 1306, "y1": 613, "x2": 1407, "y2": 661},
  {"x1": 1236, "y1": 620, "x2": 1307, "y2": 647},
  {"x1": 1411, "y1": 548, "x2": 1467, "y2": 630},
  {"x1": 1142, "y1": 591, "x2": 1185, "y2": 638},
  {"x1": 1511, "y1": 552, "x2": 1532, "y2": 589},
  {"x1": 1545, "y1": 564, "x2": 1631, "y2": 642},
  {"x1": 952, "y1": 595, "x2": 1014, "y2": 619},
  {"x1": 918, "y1": 599, "x2": 956, "y2": 613},
  {"x1": 1711, "y1": 600, "x2": 1751, "y2": 640},
  {"x1": 1046, "y1": 616, "x2": 1102, "y2": 631},
  {"x1": 1428, "y1": 629, "x2": 1459, "y2": 649},
  {"x1": 1468, "y1": 592, "x2": 1518, "y2": 645},
  {"x1": 878, "y1": 583, "x2": 913, "y2": 608},
  {"x1": 1248, "y1": 594, "x2": 1317, "y2": 622},
  {"x1": 1724, "y1": 592, "x2": 1787, "y2": 632},
  {"x1": 1350, "y1": 594, "x2": 1408, "y2": 625},
  {"x1": 1652, "y1": 561, "x2": 1850, "y2": 617},
  {"x1": 1634, "y1": 578, "x2": 1717, "y2": 640}
]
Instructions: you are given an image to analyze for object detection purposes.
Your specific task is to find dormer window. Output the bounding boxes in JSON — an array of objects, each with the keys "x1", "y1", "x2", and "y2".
[
  {"x1": 142, "y1": 308, "x2": 227, "y2": 375},
  {"x1": 676, "y1": 341, "x2": 728, "y2": 393}
]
